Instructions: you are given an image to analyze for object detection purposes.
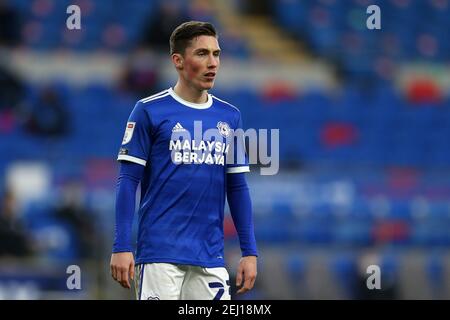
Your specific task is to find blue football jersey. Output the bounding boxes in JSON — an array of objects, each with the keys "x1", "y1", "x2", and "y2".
[{"x1": 117, "y1": 88, "x2": 249, "y2": 267}]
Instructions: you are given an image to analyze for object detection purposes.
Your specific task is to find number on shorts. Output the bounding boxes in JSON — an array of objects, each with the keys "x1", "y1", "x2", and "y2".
[{"x1": 208, "y1": 282, "x2": 224, "y2": 300}]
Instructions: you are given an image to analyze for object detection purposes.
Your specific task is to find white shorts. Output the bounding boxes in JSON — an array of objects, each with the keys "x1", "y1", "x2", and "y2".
[{"x1": 134, "y1": 263, "x2": 231, "y2": 300}]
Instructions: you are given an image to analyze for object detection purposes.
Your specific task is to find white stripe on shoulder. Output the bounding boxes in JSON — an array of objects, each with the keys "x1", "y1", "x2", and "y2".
[
  {"x1": 140, "y1": 89, "x2": 168, "y2": 101},
  {"x1": 140, "y1": 92, "x2": 170, "y2": 104},
  {"x1": 140, "y1": 90, "x2": 169, "y2": 103},
  {"x1": 212, "y1": 95, "x2": 240, "y2": 112}
]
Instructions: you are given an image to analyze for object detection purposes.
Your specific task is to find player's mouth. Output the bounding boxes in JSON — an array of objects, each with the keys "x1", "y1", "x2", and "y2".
[{"x1": 204, "y1": 72, "x2": 216, "y2": 80}]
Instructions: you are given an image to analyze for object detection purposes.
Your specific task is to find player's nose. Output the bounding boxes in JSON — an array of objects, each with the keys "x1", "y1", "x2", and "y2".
[{"x1": 207, "y1": 54, "x2": 219, "y2": 68}]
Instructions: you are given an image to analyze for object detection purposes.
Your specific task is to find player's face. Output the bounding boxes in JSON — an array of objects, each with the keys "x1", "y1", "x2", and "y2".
[{"x1": 179, "y1": 35, "x2": 221, "y2": 91}]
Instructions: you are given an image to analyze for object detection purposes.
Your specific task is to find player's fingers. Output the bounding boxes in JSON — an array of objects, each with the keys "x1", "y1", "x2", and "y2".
[
  {"x1": 249, "y1": 276, "x2": 256, "y2": 290},
  {"x1": 241, "y1": 277, "x2": 253, "y2": 293},
  {"x1": 236, "y1": 268, "x2": 243, "y2": 287},
  {"x1": 237, "y1": 270, "x2": 257, "y2": 294},
  {"x1": 236, "y1": 272, "x2": 248, "y2": 294},
  {"x1": 236, "y1": 285, "x2": 248, "y2": 294},
  {"x1": 247, "y1": 270, "x2": 256, "y2": 289},
  {"x1": 111, "y1": 265, "x2": 117, "y2": 281},
  {"x1": 246, "y1": 277, "x2": 256, "y2": 292},
  {"x1": 121, "y1": 268, "x2": 130, "y2": 289},
  {"x1": 116, "y1": 267, "x2": 123, "y2": 284},
  {"x1": 129, "y1": 263, "x2": 135, "y2": 281}
]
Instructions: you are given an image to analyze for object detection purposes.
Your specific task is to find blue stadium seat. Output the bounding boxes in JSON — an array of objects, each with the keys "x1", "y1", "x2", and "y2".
[
  {"x1": 334, "y1": 221, "x2": 373, "y2": 247},
  {"x1": 329, "y1": 252, "x2": 358, "y2": 298},
  {"x1": 425, "y1": 252, "x2": 446, "y2": 298}
]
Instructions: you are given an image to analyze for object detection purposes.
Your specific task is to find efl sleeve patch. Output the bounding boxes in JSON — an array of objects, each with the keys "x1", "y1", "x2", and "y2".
[{"x1": 122, "y1": 122, "x2": 135, "y2": 145}]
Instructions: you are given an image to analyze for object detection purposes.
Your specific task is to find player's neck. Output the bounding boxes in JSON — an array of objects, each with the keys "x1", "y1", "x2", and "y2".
[{"x1": 173, "y1": 82, "x2": 208, "y2": 104}]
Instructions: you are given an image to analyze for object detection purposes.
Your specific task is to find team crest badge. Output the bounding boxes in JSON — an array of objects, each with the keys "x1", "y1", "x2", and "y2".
[{"x1": 217, "y1": 121, "x2": 231, "y2": 138}]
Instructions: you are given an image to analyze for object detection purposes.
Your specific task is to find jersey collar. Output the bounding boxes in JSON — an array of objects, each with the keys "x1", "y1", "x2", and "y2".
[{"x1": 168, "y1": 87, "x2": 213, "y2": 109}]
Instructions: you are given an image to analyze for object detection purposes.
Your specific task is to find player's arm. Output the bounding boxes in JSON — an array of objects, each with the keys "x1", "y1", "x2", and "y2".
[
  {"x1": 226, "y1": 172, "x2": 258, "y2": 294},
  {"x1": 110, "y1": 161, "x2": 144, "y2": 289}
]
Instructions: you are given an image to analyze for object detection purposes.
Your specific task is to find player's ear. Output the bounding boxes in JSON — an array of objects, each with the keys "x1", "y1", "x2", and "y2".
[{"x1": 172, "y1": 53, "x2": 184, "y2": 70}]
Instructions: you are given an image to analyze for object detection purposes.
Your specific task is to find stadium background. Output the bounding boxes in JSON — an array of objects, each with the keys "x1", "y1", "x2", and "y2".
[{"x1": 1, "y1": 0, "x2": 450, "y2": 299}]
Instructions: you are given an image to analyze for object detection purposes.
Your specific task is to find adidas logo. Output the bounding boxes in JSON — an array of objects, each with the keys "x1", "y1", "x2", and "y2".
[{"x1": 172, "y1": 122, "x2": 186, "y2": 132}]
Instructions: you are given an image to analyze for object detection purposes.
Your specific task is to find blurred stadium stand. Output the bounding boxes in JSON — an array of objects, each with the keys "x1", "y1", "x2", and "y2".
[{"x1": 1, "y1": 0, "x2": 450, "y2": 299}]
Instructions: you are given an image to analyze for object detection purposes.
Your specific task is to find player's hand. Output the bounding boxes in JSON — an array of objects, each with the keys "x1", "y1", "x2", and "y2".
[
  {"x1": 110, "y1": 252, "x2": 135, "y2": 289},
  {"x1": 236, "y1": 255, "x2": 257, "y2": 294}
]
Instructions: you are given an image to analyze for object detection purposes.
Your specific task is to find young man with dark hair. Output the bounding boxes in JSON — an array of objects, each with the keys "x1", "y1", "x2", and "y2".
[{"x1": 110, "y1": 21, "x2": 258, "y2": 300}]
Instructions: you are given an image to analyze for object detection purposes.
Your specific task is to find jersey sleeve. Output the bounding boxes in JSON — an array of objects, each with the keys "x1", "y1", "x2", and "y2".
[
  {"x1": 117, "y1": 101, "x2": 152, "y2": 166},
  {"x1": 226, "y1": 111, "x2": 250, "y2": 174}
]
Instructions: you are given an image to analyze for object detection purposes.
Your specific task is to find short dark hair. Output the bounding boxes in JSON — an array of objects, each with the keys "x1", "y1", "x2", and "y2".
[{"x1": 169, "y1": 21, "x2": 217, "y2": 55}]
